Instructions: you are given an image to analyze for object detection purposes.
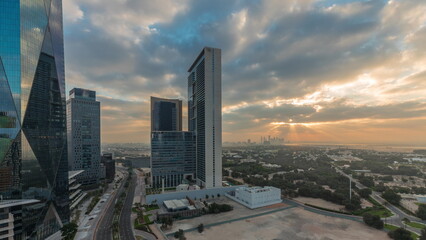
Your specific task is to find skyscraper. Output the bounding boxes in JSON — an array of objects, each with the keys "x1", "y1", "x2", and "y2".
[
  {"x1": 67, "y1": 88, "x2": 101, "y2": 186},
  {"x1": 0, "y1": 0, "x2": 69, "y2": 238},
  {"x1": 188, "y1": 47, "x2": 222, "y2": 188},
  {"x1": 150, "y1": 97, "x2": 195, "y2": 188},
  {"x1": 151, "y1": 97, "x2": 182, "y2": 131}
]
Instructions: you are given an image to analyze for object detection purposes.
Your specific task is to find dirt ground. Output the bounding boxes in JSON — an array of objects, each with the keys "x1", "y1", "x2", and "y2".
[
  {"x1": 294, "y1": 197, "x2": 347, "y2": 212},
  {"x1": 183, "y1": 207, "x2": 390, "y2": 240}
]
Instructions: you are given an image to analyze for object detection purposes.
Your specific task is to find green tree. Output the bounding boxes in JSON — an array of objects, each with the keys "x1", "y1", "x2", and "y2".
[
  {"x1": 358, "y1": 188, "x2": 372, "y2": 199},
  {"x1": 174, "y1": 229, "x2": 186, "y2": 240},
  {"x1": 382, "y1": 190, "x2": 401, "y2": 205},
  {"x1": 362, "y1": 213, "x2": 384, "y2": 229},
  {"x1": 420, "y1": 229, "x2": 426, "y2": 240},
  {"x1": 197, "y1": 223, "x2": 204, "y2": 233},
  {"x1": 60, "y1": 223, "x2": 78, "y2": 240},
  {"x1": 416, "y1": 204, "x2": 426, "y2": 220},
  {"x1": 388, "y1": 228, "x2": 413, "y2": 240}
]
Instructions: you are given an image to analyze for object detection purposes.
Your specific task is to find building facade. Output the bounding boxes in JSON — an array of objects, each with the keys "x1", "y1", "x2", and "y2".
[
  {"x1": 229, "y1": 186, "x2": 282, "y2": 209},
  {"x1": 0, "y1": 0, "x2": 70, "y2": 239},
  {"x1": 151, "y1": 97, "x2": 182, "y2": 131},
  {"x1": 188, "y1": 47, "x2": 222, "y2": 188},
  {"x1": 67, "y1": 88, "x2": 101, "y2": 186},
  {"x1": 101, "y1": 153, "x2": 116, "y2": 183},
  {"x1": 151, "y1": 131, "x2": 196, "y2": 188}
]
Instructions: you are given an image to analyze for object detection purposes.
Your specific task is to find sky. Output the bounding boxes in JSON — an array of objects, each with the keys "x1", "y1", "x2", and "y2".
[{"x1": 63, "y1": 0, "x2": 426, "y2": 146}]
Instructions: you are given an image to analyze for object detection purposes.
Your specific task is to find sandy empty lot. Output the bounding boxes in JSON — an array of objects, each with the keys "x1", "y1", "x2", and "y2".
[{"x1": 182, "y1": 208, "x2": 390, "y2": 240}]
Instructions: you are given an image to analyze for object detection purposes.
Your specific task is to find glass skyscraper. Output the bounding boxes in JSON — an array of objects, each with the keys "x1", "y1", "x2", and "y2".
[
  {"x1": 151, "y1": 97, "x2": 182, "y2": 132},
  {"x1": 0, "y1": 0, "x2": 69, "y2": 239},
  {"x1": 188, "y1": 47, "x2": 222, "y2": 188},
  {"x1": 67, "y1": 88, "x2": 101, "y2": 186},
  {"x1": 150, "y1": 97, "x2": 195, "y2": 188}
]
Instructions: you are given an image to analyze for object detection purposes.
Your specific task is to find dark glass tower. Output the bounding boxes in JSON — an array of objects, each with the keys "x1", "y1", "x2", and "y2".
[
  {"x1": 150, "y1": 96, "x2": 195, "y2": 188},
  {"x1": 0, "y1": 0, "x2": 69, "y2": 239},
  {"x1": 151, "y1": 97, "x2": 182, "y2": 131}
]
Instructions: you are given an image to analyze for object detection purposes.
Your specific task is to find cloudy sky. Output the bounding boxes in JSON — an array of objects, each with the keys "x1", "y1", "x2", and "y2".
[{"x1": 63, "y1": 0, "x2": 426, "y2": 146}]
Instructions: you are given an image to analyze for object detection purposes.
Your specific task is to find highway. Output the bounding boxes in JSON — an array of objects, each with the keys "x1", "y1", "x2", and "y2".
[
  {"x1": 119, "y1": 172, "x2": 137, "y2": 240},
  {"x1": 94, "y1": 168, "x2": 128, "y2": 240}
]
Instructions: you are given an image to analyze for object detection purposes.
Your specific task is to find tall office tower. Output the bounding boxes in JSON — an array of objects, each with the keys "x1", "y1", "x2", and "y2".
[
  {"x1": 150, "y1": 97, "x2": 195, "y2": 188},
  {"x1": 151, "y1": 97, "x2": 182, "y2": 131},
  {"x1": 188, "y1": 47, "x2": 222, "y2": 188},
  {"x1": 67, "y1": 88, "x2": 101, "y2": 186},
  {"x1": 101, "y1": 153, "x2": 116, "y2": 183},
  {"x1": 0, "y1": 0, "x2": 70, "y2": 238}
]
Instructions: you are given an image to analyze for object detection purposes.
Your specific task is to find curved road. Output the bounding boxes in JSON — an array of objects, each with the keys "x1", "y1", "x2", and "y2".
[{"x1": 119, "y1": 173, "x2": 137, "y2": 240}]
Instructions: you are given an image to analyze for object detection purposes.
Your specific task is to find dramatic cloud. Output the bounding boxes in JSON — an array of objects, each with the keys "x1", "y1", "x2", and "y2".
[{"x1": 63, "y1": 0, "x2": 426, "y2": 145}]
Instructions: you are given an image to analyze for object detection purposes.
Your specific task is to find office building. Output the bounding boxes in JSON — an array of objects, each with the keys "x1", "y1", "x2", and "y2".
[
  {"x1": 151, "y1": 97, "x2": 182, "y2": 131},
  {"x1": 151, "y1": 131, "x2": 195, "y2": 188},
  {"x1": 0, "y1": 0, "x2": 70, "y2": 238},
  {"x1": 67, "y1": 88, "x2": 101, "y2": 185},
  {"x1": 188, "y1": 47, "x2": 222, "y2": 188},
  {"x1": 101, "y1": 153, "x2": 116, "y2": 183},
  {"x1": 151, "y1": 96, "x2": 195, "y2": 188},
  {"x1": 228, "y1": 186, "x2": 282, "y2": 209},
  {"x1": 0, "y1": 200, "x2": 40, "y2": 240}
]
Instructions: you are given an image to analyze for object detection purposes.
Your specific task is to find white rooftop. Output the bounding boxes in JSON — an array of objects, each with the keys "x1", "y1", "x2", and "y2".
[
  {"x1": 163, "y1": 199, "x2": 190, "y2": 210},
  {"x1": 69, "y1": 170, "x2": 85, "y2": 179}
]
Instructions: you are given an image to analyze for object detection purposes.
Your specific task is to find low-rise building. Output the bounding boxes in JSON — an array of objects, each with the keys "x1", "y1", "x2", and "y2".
[
  {"x1": 0, "y1": 199, "x2": 39, "y2": 240},
  {"x1": 176, "y1": 184, "x2": 200, "y2": 192},
  {"x1": 227, "y1": 186, "x2": 282, "y2": 209},
  {"x1": 101, "y1": 153, "x2": 116, "y2": 183},
  {"x1": 69, "y1": 170, "x2": 86, "y2": 210},
  {"x1": 163, "y1": 199, "x2": 190, "y2": 212}
]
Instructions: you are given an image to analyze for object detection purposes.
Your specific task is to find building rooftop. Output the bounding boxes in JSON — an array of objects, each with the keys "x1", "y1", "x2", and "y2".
[
  {"x1": 163, "y1": 199, "x2": 190, "y2": 211},
  {"x1": 69, "y1": 170, "x2": 85, "y2": 179},
  {"x1": 239, "y1": 186, "x2": 278, "y2": 194},
  {"x1": 0, "y1": 199, "x2": 40, "y2": 209}
]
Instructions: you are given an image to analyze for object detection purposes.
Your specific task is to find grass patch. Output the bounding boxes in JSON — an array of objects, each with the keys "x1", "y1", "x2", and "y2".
[
  {"x1": 404, "y1": 220, "x2": 426, "y2": 229},
  {"x1": 385, "y1": 224, "x2": 420, "y2": 239},
  {"x1": 353, "y1": 204, "x2": 393, "y2": 218},
  {"x1": 86, "y1": 195, "x2": 101, "y2": 214},
  {"x1": 384, "y1": 224, "x2": 399, "y2": 231},
  {"x1": 143, "y1": 204, "x2": 159, "y2": 212},
  {"x1": 355, "y1": 207, "x2": 393, "y2": 218},
  {"x1": 143, "y1": 214, "x2": 153, "y2": 225}
]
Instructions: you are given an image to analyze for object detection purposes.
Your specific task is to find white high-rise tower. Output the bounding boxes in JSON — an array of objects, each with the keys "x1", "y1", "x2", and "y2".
[{"x1": 188, "y1": 47, "x2": 222, "y2": 188}]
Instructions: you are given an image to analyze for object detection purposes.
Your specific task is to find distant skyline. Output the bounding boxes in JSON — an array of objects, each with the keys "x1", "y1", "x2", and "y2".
[{"x1": 64, "y1": 0, "x2": 426, "y2": 145}]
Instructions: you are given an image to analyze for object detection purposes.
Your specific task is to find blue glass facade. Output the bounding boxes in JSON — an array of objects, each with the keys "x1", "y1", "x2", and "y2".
[
  {"x1": 0, "y1": 1, "x2": 69, "y2": 239},
  {"x1": 151, "y1": 132, "x2": 195, "y2": 188}
]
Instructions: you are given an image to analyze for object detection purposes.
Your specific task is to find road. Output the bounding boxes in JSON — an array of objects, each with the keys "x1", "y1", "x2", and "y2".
[
  {"x1": 333, "y1": 166, "x2": 425, "y2": 235},
  {"x1": 119, "y1": 172, "x2": 137, "y2": 240},
  {"x1": 94, "y1": 168, "x2": 128, "y2": 240}
]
